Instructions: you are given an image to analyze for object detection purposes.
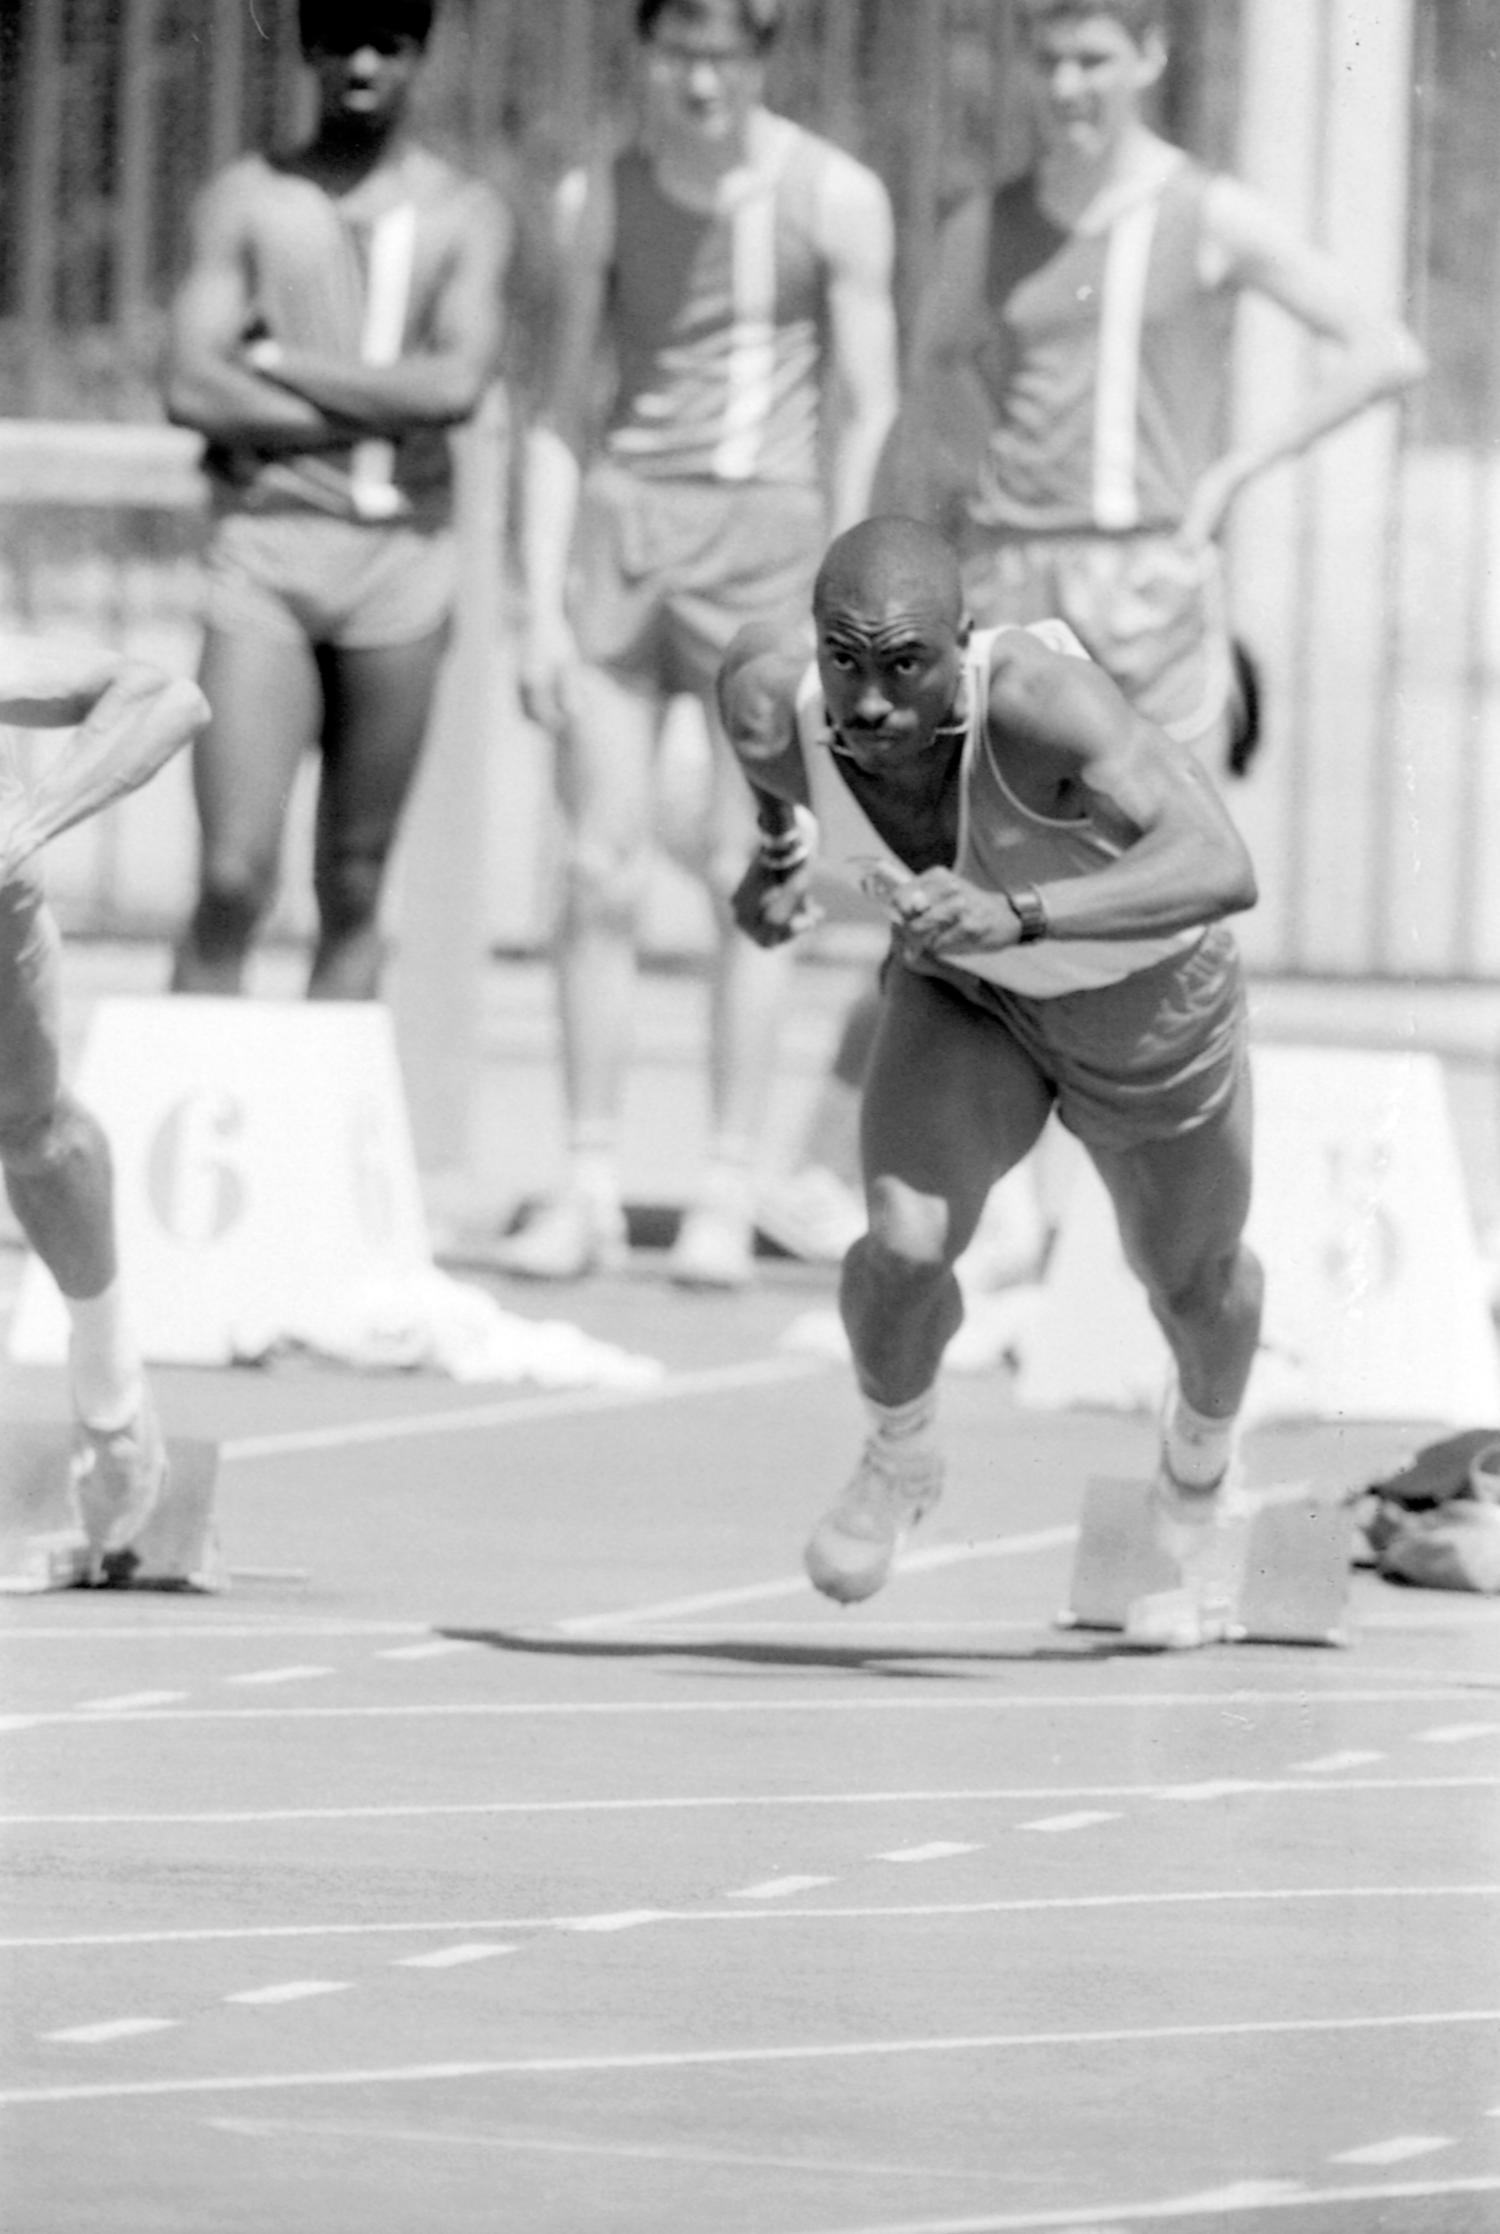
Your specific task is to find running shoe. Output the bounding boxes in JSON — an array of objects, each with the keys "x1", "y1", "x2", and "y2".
[
  {"x1": 69, "y1": 1386, "x2": 168, "y2": 1580},
  {"x1": 804, "y1": 1438, "x2": 946, "y2": 1603},
  {"x1": 668, "y1": 1200, "x2": 755, "y2": 1290},
  {"x1": 493, "y1": 1193, "x2": 627, "y2": 1281},
  {"x1": 754, "y1": 1166, "x2": 865, "y2": 1265},
  {"x1": 1123, "y1": 1458, "x2": 1251, "y2": 1651}
]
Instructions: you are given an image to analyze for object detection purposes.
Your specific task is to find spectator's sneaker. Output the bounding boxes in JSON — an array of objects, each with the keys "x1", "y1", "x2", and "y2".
[
  {"x1": 70, "y1": 1389, "x2": 168, "y2": 1579},
  {"x1": 494, "y1": 1193, "x2": 627, "y2": 1281},
  {"x1": 805, "y1": 1438, "x2": 945, "y2": 1604},
  {"x1": 755, "y1": 1165, "x2": 866, "y2": 1265},
  {"x1": 669, "y1": 1200, "x2": 755, "y2": 1290},
  {"x1": 1124, "y1": 1459, "x2": 1250, "y2": 1651}
]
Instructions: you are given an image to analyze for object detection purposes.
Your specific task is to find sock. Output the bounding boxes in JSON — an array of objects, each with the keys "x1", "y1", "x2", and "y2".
[
  {"x1": 567, "y1": 1143, "x2": 620, "y2": 1215},
  {"x1": 698, "y1": 1143, "x2": 753, "y2": 1215},
  {"x1": 864, "y1": 1387, "x2": 940, "y2": 1462},
  {"x1": 1163, "y1": 1388, "x2": 1238, "y2": 1492},
  {"x1": 67, "y1": 1281, "x2": 144, "y2": 1435}
]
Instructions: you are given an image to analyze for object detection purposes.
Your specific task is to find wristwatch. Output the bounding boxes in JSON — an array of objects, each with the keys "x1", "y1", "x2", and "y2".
[{"x1": 1006, "y1": 884, "x2": 1048, "y2": 945}]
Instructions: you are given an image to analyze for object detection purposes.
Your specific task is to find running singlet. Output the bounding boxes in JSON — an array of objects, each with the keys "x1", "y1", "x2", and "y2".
[
  {"x1": 797, "y1": 623, "x2": 1202, "y2": 998},
  {"x1": 204, "y1": 152, "x2": 459, "y2": 527},
  {"x1": 968, "y1": 155, "x2": 1235, "y2": 537},
  {"x1": 602, "y1": 118, "x2": 842, "y2": 487}
]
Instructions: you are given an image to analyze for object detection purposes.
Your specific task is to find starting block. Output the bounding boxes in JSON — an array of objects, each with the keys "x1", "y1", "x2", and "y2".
[
  {"x1": 0, "y1": 1423, "x2": 223, "y2": 1594},
  {"x1": 1058, "y1": 1476, "x2": 1355, "y2": 1646}
]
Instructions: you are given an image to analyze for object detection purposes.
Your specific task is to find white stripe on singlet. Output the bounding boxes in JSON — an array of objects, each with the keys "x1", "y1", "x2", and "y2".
[
  {"x1": 351, "y1": 202, "x2": 417, "y2": 521},
  {"x1": 1091, "y1": 193, "x2": 1160, "y2": 531},
  {"x1": 711, "y1": 138, "x2": 789, "y2": 480}
]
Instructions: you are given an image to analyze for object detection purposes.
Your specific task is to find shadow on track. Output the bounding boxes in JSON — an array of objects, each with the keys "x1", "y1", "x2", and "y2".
[{"x1": 441, "y1": 1626, "x2": 1141, "y2": 1678}]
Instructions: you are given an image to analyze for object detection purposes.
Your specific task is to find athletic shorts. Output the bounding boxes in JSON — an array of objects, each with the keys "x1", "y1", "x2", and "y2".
[
  {"x1": 570, "y1": 462, "x2": 825, "y2": 699},
  {"x1": 204, "y1": 511, "x2": 458, "y2": 651},
  {"x1": 0, "y1": 869, "x2": 63, "y2": 1144},
  {"x1": 909, "y1": 921, "x2": 1249, "y2": 1153},
  {"x1": 959, "y1": 531, "x2": 1234, "y2": 757}
]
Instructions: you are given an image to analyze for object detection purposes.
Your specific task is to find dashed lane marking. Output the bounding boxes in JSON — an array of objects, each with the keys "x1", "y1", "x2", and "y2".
[
  {"x1": 728, "y1": 1876, "x2": 837, "y2": 1900},
  {"x1": 1019, "y1": 1812, "x2": 1120, "y2": 1834},
  {"x1": 1291, "y1": 1750, "x2": 1386, "y2": 1773},
  {"x1": 3, "y1": 2007, "x2": 1497, "y2": 2108},
  {"x1": 1414, "y1": 1723, "x2": 1500, "y2": 1745},
  {"x1": 394, "y1": 1945, "x2": 517, "y2": 1969},
  {"x1": 7, "y1": 1775, "x2": 1498, "y2": 1827},
  {"x1": 224, "y1": 1982, "x2": 352, "y2": 2007},
  {"x1": 6, "y1": 1882, "x2": 1496, "y2": 1953},
  {"x1": 39, "y1": 2019, "x2": 177, "y2": 2046},
  {"x1": 79, "y1": 1692, "x2": 188, "y2": 1713},
  {"x1": 376, "y1": 1641, "x2": 479, "y2": 1662},
  {"x1": 1329, "y1": 2135, "x2": 1455, "y2": 2166},
  {"x1": 876, "y1": 1843, "x2": 983, "y2": 1864},
  {"x1": 224, "y1": 1666, "x2": 335, "y2": 1688}
]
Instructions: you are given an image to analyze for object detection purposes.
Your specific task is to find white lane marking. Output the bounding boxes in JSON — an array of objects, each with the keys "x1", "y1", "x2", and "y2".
[
  {"x1": 376, "y1": 1641, "x2": 477, "y2": 1663},
  {"x1": 1330, "y1": 2135, "x2": 1454, "y2": 2166},
  {"x1": 0, "y1": 1717, "x2": 39, "y2": 1733},
  {"x1": 1292, "y1": 1750, "x2": 1386, "y2": 1773},
  {"x1": 728, "y1": 1875, "x2": 836, "y2": 1900},
  {"x1": 1019, "y1": 1812, "x2": 1120, "y2": 1834},
  {"x1": 40, "y1": 2018, "x2": 177, "y2": 2045},
  {"x1": 559, "y1": 1527, "x2": 1077, "y2": 1633},
  {"x1": 8, "y1": 1774, "x2": 1498, "y2": 1828},
  {"x1": 4, "y1": 2008, "x2": 1498, "y2": 2108},
  {"x1": 0, "y1": 1623, "x2": 430, "y2": 1643},
  {"x1": 80, "y1": 1692, "x2": 188, "y2": 1712},
  {"x1": 1414, "y1": 1723, "x2": 1500, "y2": 1745},
  {"x1": 206, "y1": 2111, "x2": 975, "y2": 2179},
  {"x1": 774, "y1": 2177, "x2": 1500, "y2": 2232},
  {"x1": 877, "y1": 1843, "x2": 983, "y2": 1864},
  {"x1": 225, "y1": 1666, "x2": 334, "y2": 1688},
  {"x1": 225, "y1": 1982, "x2": 351, "y2": 2007},
  {"x1": 8, "y1": 1882, "x2": 1497, "y2": 1954},
  {"x1": 220, "y1": 1356, "x2": 823, "y2": 1463},
  {"x1": 394, "y1": 1944, "x2": 516, "y2": 1969},
  {"x1": 557, "y1": 1911, "x2": 665, "y2": 1934},
  {"x1": 5, "y1": 1687, "x2": 1475, "y2": 1731}
]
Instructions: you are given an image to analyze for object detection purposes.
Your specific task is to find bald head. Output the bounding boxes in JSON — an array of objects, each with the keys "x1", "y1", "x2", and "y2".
[{"x1": 813, "y1": 517, "x2": 964, "y2": 633}]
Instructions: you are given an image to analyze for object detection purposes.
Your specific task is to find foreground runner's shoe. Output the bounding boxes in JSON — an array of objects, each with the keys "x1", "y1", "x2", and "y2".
[
  {"x1": 1124, "y1": 1459, "x2": 1251, "y2": 1650},
  {"x1": 668, "y1": 1200, "x2": 756, "y2": 1290},
  {"x1": 70, "y1": 1388, "x2": 168, "y2": 1580},
  {"x1": 805, "y1": 1439, "x2": 946, "y2": 1604},
  {"x1": 493, "y1": 1193, "x2": 627, "y2": 1281}
]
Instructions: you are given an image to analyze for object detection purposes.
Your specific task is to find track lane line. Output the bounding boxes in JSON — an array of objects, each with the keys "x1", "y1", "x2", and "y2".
[
  {"x1": 3, "y1": 2007, "x2": 1498, "y2": 2108},
  {"x1": 218, "y1": 1356, "x2": 826, "y2": 1463},
  {"x1": 3, "y1": 1882, "x2": 1498, "y2": 1951},
  {"x1": 0, "y1": 1686, "x2": 1482, "y2": 1731},
  {"x1": 6, "y1": 1773, "x2": 1496, "y2": 1826}
]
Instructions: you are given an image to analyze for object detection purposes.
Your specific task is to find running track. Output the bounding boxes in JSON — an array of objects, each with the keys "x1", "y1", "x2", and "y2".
[{"x1": 3, "y1": 1261, "x2": 1499, "y2": 2234}]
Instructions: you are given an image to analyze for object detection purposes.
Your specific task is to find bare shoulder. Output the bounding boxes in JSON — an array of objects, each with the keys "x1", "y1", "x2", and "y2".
[
  {"x1": 717, "y1": 621, "x2": 814, "y2": 750},
  {"x1": 804, "y1": 130, "x2": 894, "y2": 252},
  {"x1": 190, "y1": 154, "x2": 274, "y2": 236},
  {"x1": 412, "y1": 150, "x2": 510, "y2": 237}
]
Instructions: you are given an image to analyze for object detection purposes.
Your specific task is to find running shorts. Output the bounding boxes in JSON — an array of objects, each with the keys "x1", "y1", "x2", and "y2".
[
  {"x1": 569, "y1": 462, "x2": 826, "y2": 699},
  {"x1": 909, "y1": 920, "x2": 1249, "y2": 1152},
  {"x1": 204, "y1": 512, "x2": 458, "y2": 651},
  {"x1": 0, "y1": 869, "x2": 63, "y2": 1145},
  {"x1": 959, "y1": 531, "x2": 1234, "y2": 757}
]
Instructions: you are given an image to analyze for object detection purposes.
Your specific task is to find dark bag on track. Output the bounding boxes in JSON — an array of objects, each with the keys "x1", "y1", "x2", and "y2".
[{"x1": 1356, "y1": 1429, "x2": 1500, "y2": 1594}]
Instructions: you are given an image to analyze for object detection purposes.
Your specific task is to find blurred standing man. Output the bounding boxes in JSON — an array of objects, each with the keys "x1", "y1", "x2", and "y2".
[
  {"x1": 1, "y1": 641, "x2": 208, "y2": 1576},
  {"x1": 722, "y1": 517, "x2": 1261, "y2": 1649},
  {"x1": 506, "y1": 0, "x2": 899, "y2": 1288},
  {"x1": 164, "y1": 0, "x2": 509, "y2": 1000},
  {"x1": 759, "y1": 0, "x2": 1425, "y2": 1268}
]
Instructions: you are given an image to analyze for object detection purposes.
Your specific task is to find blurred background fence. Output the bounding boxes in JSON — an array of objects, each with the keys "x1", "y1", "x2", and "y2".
[{"x1": 0, "y1": 0, "x2": 1497, "y2": 981}]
